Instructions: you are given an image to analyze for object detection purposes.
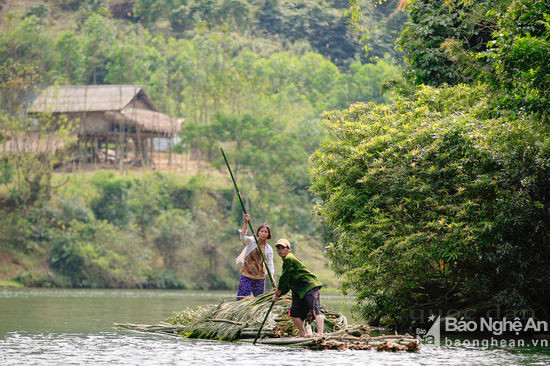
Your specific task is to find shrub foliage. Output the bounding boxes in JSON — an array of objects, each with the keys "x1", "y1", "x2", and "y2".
[{"x1": 310, "y1": 84, "x2": 550, "y2": 327}]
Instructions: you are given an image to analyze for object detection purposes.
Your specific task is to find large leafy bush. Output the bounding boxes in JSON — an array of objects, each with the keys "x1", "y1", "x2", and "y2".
[
  {"x1": 49, "y1": 219, "x2": 147, "y2": 287},
  {"x1": 90, "y1": 171, "x2": 132, "y2": 226},
  {"x1": 310, "y1": 84, "x2": 550, "y2": 328}
]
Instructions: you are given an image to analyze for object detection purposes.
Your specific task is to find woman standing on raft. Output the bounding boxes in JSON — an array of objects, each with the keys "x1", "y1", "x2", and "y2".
[{"x1": 236, "y1": 213, "x2": 276, "y2": 300}]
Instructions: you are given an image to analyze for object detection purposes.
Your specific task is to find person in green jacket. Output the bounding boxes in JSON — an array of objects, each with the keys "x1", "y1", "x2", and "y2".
[{"x1": 272, "y1": 238, "x2": 324, "y2": 337}]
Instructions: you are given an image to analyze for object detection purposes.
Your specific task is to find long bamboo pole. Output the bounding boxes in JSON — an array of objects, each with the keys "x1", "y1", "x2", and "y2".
[
  {"x1": 219, "y1": 147, "x2": 274, "y2": 283},
  {"x1": 254, "y1": 300, "x2": 275, "y2": 345},
  {"x1": 219, "y1": 147, "x2": 277, "y2": 345}
]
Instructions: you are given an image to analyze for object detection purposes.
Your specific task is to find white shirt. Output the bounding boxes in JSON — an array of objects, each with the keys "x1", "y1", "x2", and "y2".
[{"x1": 236, "y1": 230, "x2": 275, "y2": 278}]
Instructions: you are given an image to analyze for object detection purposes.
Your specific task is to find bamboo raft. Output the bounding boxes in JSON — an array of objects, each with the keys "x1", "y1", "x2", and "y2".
[{"x1": 115, "y1": 291, "x2": 419, "y2": 352}]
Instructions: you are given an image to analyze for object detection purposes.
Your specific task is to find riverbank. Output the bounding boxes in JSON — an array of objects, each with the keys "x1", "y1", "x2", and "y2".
[{"x1": 0, "y1": 170, "x2": 340, "y2": 291}]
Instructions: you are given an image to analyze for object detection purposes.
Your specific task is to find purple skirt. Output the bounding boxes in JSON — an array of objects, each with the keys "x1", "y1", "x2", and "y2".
[{"x1": 236, "y1": 275, "x2": 265, "y2": 301}]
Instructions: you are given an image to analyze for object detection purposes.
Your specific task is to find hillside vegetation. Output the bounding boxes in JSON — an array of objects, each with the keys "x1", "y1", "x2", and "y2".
[{"x1": 0, "y1": 0, "x2": 405, "y2": 291}]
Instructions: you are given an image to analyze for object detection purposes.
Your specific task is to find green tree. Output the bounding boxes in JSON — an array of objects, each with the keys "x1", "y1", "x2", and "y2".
[
  {"x1": 54, "y1": 0, "x2": 85, "y2": 11},
  {"x1": 169, "y1": 4, "x2": 195, "y2": 32},
  {"x1": 55, "y1": 31, "x2": 86, "y2": 84},
  {"x1": 362, "y1": 0, "x2": 408, "y2": 60},
  {"x1": 104, "y1": 29, "x2": 168, "y2": 103},
  {"x1": 219, "y1": 0, "x2": 251, "y2": 31},
  {"x1": 486, "y1": 0, "x2": 550, "y2": 122},
  {"x1": 310, "y1": 84, "x2": 550, "y2": 328},
  {"x1": 0, "y1": 161, "x2": 12, "y2": 185},
  {"x1": 0, "y1": 16, "x2": 55, "y2": 113},
  {"x1": 128, "y1": 173, "x2": 173, "y2": 238},
  {"x1": 256, "y1": 0, "x2": 285, "y2": 35},
  {"x1": 79, "y1": 13, "x2": 116, "y2": 84},
  {"x1": 134, "y1": 0, "x2": 171, "y2": 27},
  {"x1": 397, "y1": 0, "x2": 549, "y2": 120},
  {"x1": 23, "y1": 2, "x2": 50, "y2": 25},
  {"x1": 295, "y1": 52, "x2": 340, "y2": 110},
  {"x1": 89, "y1": 172, "x2": 132, "y2": 226},
  {"x1": 256, "y1": 0, "x2": 361, "y2": 67},
  {"x1": 397, "y1": 0, "x2": 507, "y2": 86},
  {"x1": 150, "y1": 209, "x2": 195, "y2": 271},
  {"x1": 49, "y1": 219, "x2": 146, "y2": 287},
  {"x1": 324, "y1": 55, "x2": 402, "y2": 109}
]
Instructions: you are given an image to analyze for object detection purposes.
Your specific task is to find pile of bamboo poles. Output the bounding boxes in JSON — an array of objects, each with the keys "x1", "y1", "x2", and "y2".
[
  {"x1": 242, "y1": 335, "x2": 419, "y2": 352},
  {"x1": 115, "y1": 291, "x2": 419, "y2": 352}
]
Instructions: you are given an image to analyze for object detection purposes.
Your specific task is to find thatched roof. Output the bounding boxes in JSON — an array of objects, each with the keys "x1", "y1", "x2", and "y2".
[
  {"x1": 28, "y1": 85, "x2": 157, "y2": 113},
  {"x1": 105, "y1": 108, "x2": 182, "y2": 134}
]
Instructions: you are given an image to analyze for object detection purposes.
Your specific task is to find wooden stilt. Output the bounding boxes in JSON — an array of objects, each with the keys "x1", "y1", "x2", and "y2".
[
  {"x1": 168, "y1": 133, "x2": 172, "y2": 169},
  {"x1": 118, "y1": 123, "x2": 123, "y2": 173},
  {"x1": 104, "y1": 138, "x2": 109, "y2": 164}
]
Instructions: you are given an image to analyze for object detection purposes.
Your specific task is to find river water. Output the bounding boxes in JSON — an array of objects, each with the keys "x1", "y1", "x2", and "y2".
[{"x1": 1, "y1": 288, "x2": 549, "y2": 365}]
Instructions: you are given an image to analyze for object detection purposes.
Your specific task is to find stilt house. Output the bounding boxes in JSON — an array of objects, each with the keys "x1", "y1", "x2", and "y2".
[{"x1": 27, "y1": 85, "x2": 181, "y2": 167}]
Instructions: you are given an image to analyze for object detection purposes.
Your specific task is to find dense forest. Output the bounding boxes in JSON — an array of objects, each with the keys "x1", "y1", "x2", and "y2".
[
  {"x1": 1, "y1": 0, "x2": 549, "y2": 331},
  {"x1": 0, "y1": 0, "x2": 405, "y2": 291}
]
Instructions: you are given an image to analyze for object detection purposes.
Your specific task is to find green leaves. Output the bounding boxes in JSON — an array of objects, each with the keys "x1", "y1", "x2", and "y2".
[
  {"x1": 55, "y1": 31, "x2": 86, "y2": 84},
  {"x1": 150, "y1": 209, "x2": 196, "y2": 271},
  {"x1": 398, "y1": 0, "x2": 550, "y2": 122},
  {"x1": 398, "y1": 0, "x2": 504, "y2": 86},
  {"x1": 90, "y1": 171, "x2": 133, "y2": 227},
  {"x1": 310, "y1": 84, "x2": 550, "y2": 328},
  {"x1": 49, "y1": 218, "x2": 146, "y2": 287},
  {"x1": 0, "y1": 161, "x2": 12, "y2": 185},
  {"x1": 487, "y1": 0, "x2": 550, "y2": 121}
]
